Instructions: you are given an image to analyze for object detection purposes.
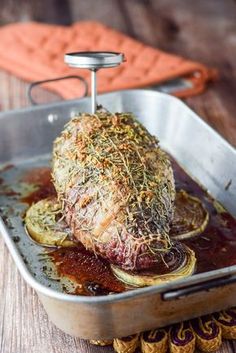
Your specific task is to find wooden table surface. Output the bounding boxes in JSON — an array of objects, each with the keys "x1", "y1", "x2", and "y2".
[{"x1": 0, "y1": 1, "x2": 236, "y2": 352}]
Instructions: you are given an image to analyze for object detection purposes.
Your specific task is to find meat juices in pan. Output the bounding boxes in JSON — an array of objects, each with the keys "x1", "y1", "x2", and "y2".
[
  {"x1": 19, "y1": 156, "x2": 236, "y2": 296},
  {"x1": 1, "y1": 112, "x2": 234, "y2": 296}
]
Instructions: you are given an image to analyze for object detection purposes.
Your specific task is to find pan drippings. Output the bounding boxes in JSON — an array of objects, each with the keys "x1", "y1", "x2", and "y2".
[{"x1": 11, "y1": 155, "x2": 236, "y2": 295}]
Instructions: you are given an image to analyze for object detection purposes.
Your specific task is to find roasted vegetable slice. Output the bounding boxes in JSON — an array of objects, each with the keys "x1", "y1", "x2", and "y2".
[
  {"x1": 214, "y1": 309, "x2": 236, "y2": 339},
  {"x1": 170, "y1": 190, "x2": 209, "y2": 240},
  {"x1": 141, "y1": 329, "x2": 168, "y2": 353},
  {"x1": 169, "y1": 321, "x2": 195, "y2": 353},
  {"x1": 111, "y1": 244, "x2": 196, "y2": 287},
  {"x1": 190, "y1": 315, "x2": 222, "y2": 352},
  {"x1": 113, "y1": 334, "x2": 139, "y2": 353},
  {"x1": 25, "y1": 197, "x2": 75, "y2": 247}
]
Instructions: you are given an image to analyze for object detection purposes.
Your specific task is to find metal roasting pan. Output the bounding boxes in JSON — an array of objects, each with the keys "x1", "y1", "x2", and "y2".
[{"x1": 1, "y1": 89, "x2": 236, "y2": 339}]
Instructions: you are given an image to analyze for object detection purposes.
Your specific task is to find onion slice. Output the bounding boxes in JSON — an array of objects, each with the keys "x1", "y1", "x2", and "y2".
[
  {"x1": 25, "y1": 197, "x2": 76, "y2": 247},
  {"x1": 111, "y1": 244, "x2": 196, "y2": 287},
  {"x1": 170, "y1": 190, "x2": 209, "y2": 240}
]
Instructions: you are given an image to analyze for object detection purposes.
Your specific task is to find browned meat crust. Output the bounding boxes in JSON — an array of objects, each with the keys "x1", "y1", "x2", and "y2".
[{"x1": 52, "y1": 112, "x2": 175, "y2": 270}]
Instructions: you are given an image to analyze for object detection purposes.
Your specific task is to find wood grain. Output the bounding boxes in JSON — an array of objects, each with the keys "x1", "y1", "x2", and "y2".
[{"x1": 0, "y1": 1, "x2": 236, "y2": 352}]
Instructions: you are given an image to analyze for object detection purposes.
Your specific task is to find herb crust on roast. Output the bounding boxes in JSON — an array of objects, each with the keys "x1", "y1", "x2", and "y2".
[{"x1": 52, "y1": 112, "x2": 176, "y2": 271}]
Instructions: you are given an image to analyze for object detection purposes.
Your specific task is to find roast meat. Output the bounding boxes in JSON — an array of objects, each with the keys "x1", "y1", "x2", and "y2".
[{"x1": 52, "y1": 112, "x2": 176, "y2": 270}]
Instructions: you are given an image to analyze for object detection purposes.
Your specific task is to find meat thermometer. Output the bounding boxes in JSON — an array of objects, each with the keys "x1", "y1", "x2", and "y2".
[{"x1": 64, "y1": 51, "x2": 125, "y2": 113}]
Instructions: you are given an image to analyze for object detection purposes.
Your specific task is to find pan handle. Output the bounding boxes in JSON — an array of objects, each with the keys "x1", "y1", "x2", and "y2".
[
  {"x1": 28, "y1": 75, "x2": 89, "y2": 105},
  {"x1": 162, "y1": 274, "x2": 236, "y2": 301}
]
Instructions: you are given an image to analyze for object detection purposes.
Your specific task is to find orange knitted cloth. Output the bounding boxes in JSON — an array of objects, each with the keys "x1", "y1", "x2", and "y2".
[{"x1": 0, "y1": 21, "x2": 217, "y2": 99}]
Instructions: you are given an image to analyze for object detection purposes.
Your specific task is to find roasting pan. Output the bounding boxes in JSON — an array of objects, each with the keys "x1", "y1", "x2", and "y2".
[{"x1": 0, "y1": 89, "x2": 236, "y2": 339}]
